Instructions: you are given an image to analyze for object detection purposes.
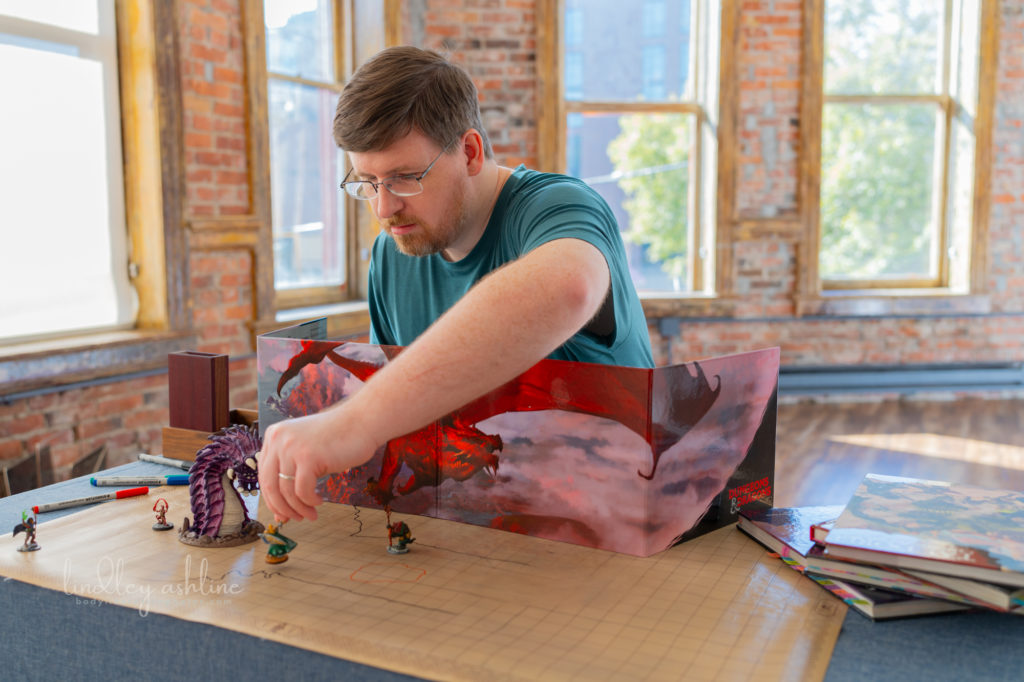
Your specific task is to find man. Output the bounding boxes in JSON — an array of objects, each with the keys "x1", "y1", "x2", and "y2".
[{"x1": 259, "y1": 47, "x2": 652, "y2": 523}]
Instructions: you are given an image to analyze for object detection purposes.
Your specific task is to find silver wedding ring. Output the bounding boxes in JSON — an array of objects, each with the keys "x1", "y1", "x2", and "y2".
[{"x1": 278, "y1": 473, "x2": 296, "y2": 481}]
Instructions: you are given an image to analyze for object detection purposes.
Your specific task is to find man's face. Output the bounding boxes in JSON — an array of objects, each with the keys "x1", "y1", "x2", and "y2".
[{"x1": 348, "y1": 131, "x2": 468, "y2": 258}]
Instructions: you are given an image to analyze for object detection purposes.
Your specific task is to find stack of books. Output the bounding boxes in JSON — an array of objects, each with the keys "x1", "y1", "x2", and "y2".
[{"x1": 738, "y1": 474, "x2": 1024, "y2": 620}]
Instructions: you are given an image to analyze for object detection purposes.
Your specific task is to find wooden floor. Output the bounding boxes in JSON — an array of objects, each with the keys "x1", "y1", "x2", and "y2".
[{"x1": 774, "y1": 397, "x2": 1024, "y2": 507}]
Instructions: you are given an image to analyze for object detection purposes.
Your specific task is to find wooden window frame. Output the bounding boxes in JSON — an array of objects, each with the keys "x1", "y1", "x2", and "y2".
[
  {"x1": 251, "y1": 0, "x2": 401, "y2": 338},
  {"x1": 796, "y1": 0, "x2": 998, "y2": 317},
  {"x1": 0, "y1": 0, "x2": 195, "y2": 396},
  {"x1": 264, "y1": 0, "x2": 358, "y2": 312},
  {"x1": 537, "y1": 0, "x2": 735, "y2": 318}
]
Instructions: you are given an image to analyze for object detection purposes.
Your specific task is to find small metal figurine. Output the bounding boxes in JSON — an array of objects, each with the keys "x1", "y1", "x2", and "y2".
[
  {"x1": 13, "y1": 510, "x2": 40, "y2": 552},
  {"x1": 152, "y1": 498, "x2": 174, "y2": 531},
  {"x1": 260, "y1": 520, "x2": 298, "y2": 564},
  {"x1": 387, "y1": 520, "x2": 415, "y2": 555}
]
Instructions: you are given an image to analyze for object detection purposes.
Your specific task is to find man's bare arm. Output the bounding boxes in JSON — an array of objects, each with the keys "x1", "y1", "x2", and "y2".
[{"x1": 259, "y1": 237, "x2": 610, "y2": 521}]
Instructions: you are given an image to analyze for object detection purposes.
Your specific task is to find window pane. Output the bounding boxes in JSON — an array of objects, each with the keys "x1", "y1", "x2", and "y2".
[
  {"x1": 0, "y1": 0, "x2": 100, "y2": 35},
  {"x1": 825, "y1": 0, "x2": 941, "y2": 95},
  {"x1": 564, "y1": 0, "x2": 692, "y2": 102},
  {"x1": 642, "y1": 45, "x2": 665, "y2": 100},
  {"x1": 568, "y1": 112, "x2": 693, "y2": 292},
  {"x1": 0, "y1": 5, "x2": 133, "y2": 342},
  {"x1": 642, "y1": 0, "x2": 666, "y2": 38},
  {"x1": 820, "y1": 103, "x2": 939, "y2": 281},
  {"x1": 268, "y1": 80, "x2": 346, "y2": 290},
  {"x1": 264, "y1": 0, "x2": 334, "y2": 82}
]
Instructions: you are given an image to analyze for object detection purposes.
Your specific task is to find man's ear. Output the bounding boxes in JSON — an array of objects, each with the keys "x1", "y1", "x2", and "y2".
[{"x1": 461, "y1": 129, "x2": 486, "y2": 177}]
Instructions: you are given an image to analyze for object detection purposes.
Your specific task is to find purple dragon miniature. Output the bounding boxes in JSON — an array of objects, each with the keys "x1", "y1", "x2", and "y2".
[{"x1": 179, "y1": 424, "x2": 264, "y2": 547}]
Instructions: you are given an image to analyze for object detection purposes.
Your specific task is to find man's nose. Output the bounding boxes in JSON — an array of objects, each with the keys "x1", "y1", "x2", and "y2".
[{"x1": 373, "y1": 187, "x2": 403, "y2": 219}]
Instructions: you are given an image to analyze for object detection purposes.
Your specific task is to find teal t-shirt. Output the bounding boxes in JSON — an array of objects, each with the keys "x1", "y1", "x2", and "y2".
[{"x1": 368, "y1": 166, "x2": 654, "y2": 368}]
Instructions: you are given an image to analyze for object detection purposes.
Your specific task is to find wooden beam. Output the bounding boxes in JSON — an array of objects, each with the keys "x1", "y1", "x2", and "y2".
[
  {"x1": 535, "y1": 0, "x2": 562, "y2": 173},
  {"x1": 117, "y1": 0, "x2": 169, "y2": 331},
  {"x1": 152, "y1": 0, "x2": 190, "y2": 330},
  {"x1": 795, "y1": 0, "x2": 824, "y2": 312},
  {"x1": 715, "y1": 0, "x2": 740, "y2": 299},
  {"x1": 970, "y1": 0, "x2": 997, "y2": 295},
  {"x1": 240, "y1": 0, "x2": 276, "y2": 329}
]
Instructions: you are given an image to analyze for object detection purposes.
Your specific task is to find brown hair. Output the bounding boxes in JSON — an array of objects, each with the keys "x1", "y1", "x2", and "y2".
[{"x1": 333, "y1": 46, "x2": 492, "y2": 158}]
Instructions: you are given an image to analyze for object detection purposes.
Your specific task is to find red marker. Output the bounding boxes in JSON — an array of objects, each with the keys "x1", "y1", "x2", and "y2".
[{"x1": 33, "y1": 486, "x2": 150, "y2": 514}]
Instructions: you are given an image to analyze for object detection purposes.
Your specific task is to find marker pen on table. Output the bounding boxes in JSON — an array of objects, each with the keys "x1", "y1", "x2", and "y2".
[
  {"x1": 33, "y1": 487, "x2": 150, "y2": 514},
  {"x1": 90, "y1": 475, "x2": 190, "y2": 487},
  {"x1": 138, "y1": 453, "x2": 193, "y2": 471}
]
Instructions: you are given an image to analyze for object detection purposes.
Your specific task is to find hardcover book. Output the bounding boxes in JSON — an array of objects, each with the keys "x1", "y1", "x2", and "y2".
[
  {"x1": 903, "y1": 568, "x2": 1024, "y2": 612},
  {"x1": 824, "y1": 474, "x2": 1024, "y2": 588},
  {"x1": 805, "y1": 574, "x2": 968, "y2": 621},
  {"x1": 737, "y1": 505, "x2": 977, "y2": 607}
]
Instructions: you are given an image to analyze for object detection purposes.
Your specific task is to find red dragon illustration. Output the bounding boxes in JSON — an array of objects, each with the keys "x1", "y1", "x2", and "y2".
[{"x1": 272, "y1": 341, "x2": 720, "y2": 507}]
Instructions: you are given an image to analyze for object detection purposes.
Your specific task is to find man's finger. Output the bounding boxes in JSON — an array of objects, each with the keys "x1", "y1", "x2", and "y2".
[{"x1": 278, "y1": 475, "x2": 319, "y2": 521}]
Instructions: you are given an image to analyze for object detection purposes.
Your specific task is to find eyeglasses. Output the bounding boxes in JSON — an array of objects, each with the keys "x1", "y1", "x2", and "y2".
[{"x1": 340, "y1": 143, "x2": 452, "y2": 200}]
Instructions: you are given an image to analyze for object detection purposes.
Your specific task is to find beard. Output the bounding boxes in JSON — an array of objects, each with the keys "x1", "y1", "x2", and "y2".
[{"x1": 382, "y1": 189, "x2": 467, "y2": 258}]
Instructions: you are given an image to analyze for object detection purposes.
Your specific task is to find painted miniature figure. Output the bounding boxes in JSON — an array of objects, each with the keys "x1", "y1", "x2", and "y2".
[
  {"x1": 260, "y1": 521, "x2": 297, "y2": 564},
  {"x1": 387, "y1": 519, "x2": 415, "y2": 555},
  {"x1": 152, "y1": 498, "x2": 174, "y2": 531},
  {"x1": 179, "y1": 424, "x2": 264, "y2": 547},
  {"x1": 13, "y1": 510, "x2": 40, "y2": 552}
]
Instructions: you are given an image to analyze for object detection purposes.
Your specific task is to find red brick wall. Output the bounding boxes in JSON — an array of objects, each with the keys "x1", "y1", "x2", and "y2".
[
  {"x1": 0, "y1": 376, "x2": 167, "y2": 481},
  {"x1": 0, "y1": 358, "x2": 258, "y2": 480},
  {"x1": 181, "y1": 0, "x2": 250, "y2": 217},
  {"x1": 406, "y1": 0, "x2": 539, "y2": 167},
  {"x1": 736, "y1": 0, "x2": 801, "y2": 218},
  {"x1": 189, "y1": 250, "x2": 254, "y2": 355},
  {"x1": 990, "y1": 1, "x2": 1024, "y2": 313}
]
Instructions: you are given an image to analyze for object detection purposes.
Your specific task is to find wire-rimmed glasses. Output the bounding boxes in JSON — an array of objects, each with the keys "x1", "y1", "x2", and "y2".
[{"x1": 340, "y1": 142, "x2": 453, "y2": 200}]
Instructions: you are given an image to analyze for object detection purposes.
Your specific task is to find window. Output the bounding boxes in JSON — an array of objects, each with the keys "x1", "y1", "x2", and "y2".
[
  {"x1": 0, "y1": 1, "x2": 135, "y2": 342},
  {"x1": 264, "y1": 0, "x2": 350, "y2": 309},
  {"x1": 642, "y1": 45, "x2": 666, "y2": 100},
  {"x1": 642, "y1": 0, "x2": 666, "y2": 38},
  {"x1": 551, "y1": 0, "x2": 720, "y2": 295},
  {"x1": 817, "y1": 0, "x2": 986, "y2": 291}
]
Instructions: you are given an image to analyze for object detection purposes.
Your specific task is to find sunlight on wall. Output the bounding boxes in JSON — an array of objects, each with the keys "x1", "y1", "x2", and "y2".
[{"x1": 831, "y1": 433, "x2": 1024, "y2": 471}]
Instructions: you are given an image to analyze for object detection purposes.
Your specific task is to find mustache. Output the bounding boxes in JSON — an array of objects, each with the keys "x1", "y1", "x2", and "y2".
[{"x1": 382, "y1": 214, "x2": 418, "y2": 230}]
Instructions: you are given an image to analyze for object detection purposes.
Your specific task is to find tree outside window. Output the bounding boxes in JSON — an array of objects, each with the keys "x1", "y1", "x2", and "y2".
[{"x1": 819, "y1": 0, "x2": 983, "y2": 290}]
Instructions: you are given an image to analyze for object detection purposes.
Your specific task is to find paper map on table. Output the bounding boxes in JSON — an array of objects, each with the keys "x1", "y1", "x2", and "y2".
[{"x1": 0, "y1": 486, "x2": 844, "y2": 681}]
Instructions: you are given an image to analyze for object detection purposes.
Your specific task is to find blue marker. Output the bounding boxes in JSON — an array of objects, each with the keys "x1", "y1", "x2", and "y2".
[{"x1": 90, "y1": 475, "x2": 190, "y2": 487}]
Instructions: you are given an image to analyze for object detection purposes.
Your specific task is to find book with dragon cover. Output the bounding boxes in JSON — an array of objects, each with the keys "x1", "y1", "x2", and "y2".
[{"x1": 258, "y1": 320, "x2": 779, "y2": 556}]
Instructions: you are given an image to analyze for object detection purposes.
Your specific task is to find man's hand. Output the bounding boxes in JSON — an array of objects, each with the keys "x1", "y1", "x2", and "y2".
[{"x1": 257, "y1": 404, "x2": 379, "y2": 522}]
